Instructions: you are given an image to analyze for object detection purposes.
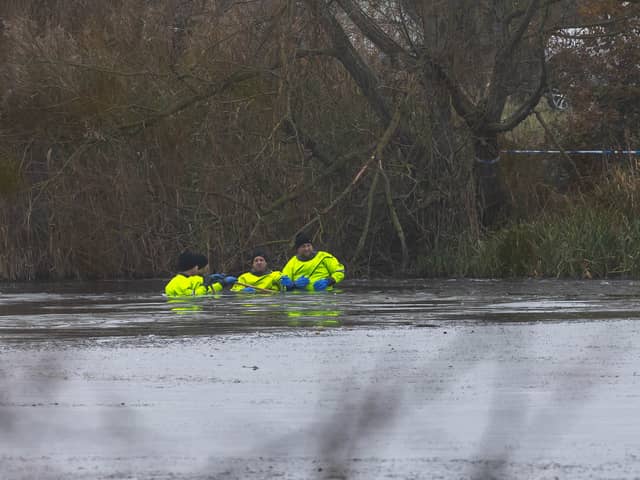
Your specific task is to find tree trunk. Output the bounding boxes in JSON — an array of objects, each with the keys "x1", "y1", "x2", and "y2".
[{"x1": 473, "y1": 132, "x2": 506, "y2": 227}]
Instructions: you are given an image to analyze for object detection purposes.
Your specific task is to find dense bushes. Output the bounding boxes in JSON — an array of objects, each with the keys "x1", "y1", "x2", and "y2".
[
  {"x1": 419, "y1": 167, "x2": 640, "y2": 279},
  {"x1": 1, "y1": 1, "x2": 638, "y2": 281}
]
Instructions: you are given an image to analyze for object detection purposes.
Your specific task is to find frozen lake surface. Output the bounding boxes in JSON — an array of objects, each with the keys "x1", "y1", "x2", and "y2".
[{"x1": 2, "y1": 278, "x2": 640, "y2": 479}]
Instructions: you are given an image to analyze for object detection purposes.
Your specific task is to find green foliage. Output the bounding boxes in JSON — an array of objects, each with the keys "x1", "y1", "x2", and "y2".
[{"x1": 419, "y1": 201, "x2": 640, "y2": 279}]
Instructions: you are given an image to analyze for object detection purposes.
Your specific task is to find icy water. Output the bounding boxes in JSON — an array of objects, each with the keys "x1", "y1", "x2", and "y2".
[{"x1": 2, "y1": 278, "x2": 640, "y2": 479}]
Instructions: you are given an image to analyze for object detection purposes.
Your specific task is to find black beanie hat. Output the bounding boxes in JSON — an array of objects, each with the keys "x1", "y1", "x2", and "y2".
[
  {"x1": 178, "y1": 252, "x2": 208, "y2": 271},
  {"x1": 250, "y1": 248, "x2": 269, "y2": 263},
  {"x1": 294, "y1": 232, "x2": 312, "y2": 250}
]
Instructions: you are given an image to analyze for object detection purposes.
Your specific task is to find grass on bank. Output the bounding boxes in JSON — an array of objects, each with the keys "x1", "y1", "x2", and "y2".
[
  {"x1": 420, "y1": 170, "x2": 640, "y2": 279},
  {"x1": 421, "y1": 207, "x2": 640, "y2": 279}
]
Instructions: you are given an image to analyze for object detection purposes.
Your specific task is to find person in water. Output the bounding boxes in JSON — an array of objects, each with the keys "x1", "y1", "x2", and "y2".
[
  {"x1": 231, "y1": 248, "x2": 290, "y2": 293},
  {"x1": 164, "y1": 251, "x2": 236, "y2": 297},
  {"x1": 281, "y1": 232, "x2": 345, "y2": 291}
]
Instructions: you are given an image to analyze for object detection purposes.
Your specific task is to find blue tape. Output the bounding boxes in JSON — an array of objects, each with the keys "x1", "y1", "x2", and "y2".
[{"x1": 475, "y1": 156, "x2": 500, "y2": 164}]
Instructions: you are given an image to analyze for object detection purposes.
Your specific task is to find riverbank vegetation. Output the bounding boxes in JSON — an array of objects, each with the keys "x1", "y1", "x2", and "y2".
[
  {"x1": 422, "y1": 174, "x2": 640, "y2": 278},
  {"x1": 1, "y1": 0, "x2": 638, "y2": 281}
]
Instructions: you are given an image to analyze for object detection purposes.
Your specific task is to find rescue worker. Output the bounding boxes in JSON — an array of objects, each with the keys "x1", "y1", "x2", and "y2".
[
  {"x1": 231, "y1": 248, "x2": 289, "y2": 293},
  {"x1": 164, "y1": 251, "x2": 236, "y2": 297},
  {"x1": 281, "y1": 232, "x2": 345, "y2": 292}
]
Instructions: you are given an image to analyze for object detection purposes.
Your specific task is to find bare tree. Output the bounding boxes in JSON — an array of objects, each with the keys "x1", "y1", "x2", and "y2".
[{"x1": 301, "y1": 0, "x2": 562, "y2": 226}]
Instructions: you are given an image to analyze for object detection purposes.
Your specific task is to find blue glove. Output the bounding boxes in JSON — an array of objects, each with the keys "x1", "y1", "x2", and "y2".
[
  {"x1": 294, "y1": 276, "x2": 310, "y2": 289},
  {"x1": 204, "y1": 273, "x2": 225, "y2": 287},
  {"x1": 241, "y1": 287, "x2": 256, "y2": 293},
  {"x1": 223, "y1": 276, "x2": 237, "y2": 286},
  {"x1": 313, "y1": 278, "x2": 331, "y2": 291},
  {"x1": 280, "y1": 275, "x2": 293, "y2": 289}
]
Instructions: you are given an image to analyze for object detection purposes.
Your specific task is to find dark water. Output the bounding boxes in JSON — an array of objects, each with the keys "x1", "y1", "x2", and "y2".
[
  {"x1": 2, "y1": 279, "x2": 640, "y2": 479},
  {"x1": 3, "y1": 278, "x2": 640, "y2": 339}
]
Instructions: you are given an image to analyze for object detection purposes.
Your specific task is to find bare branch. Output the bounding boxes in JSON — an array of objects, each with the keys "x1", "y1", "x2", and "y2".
[
  {"x1": 116, "y1": 68, "x2": 260, "y2": 134},
  {"x1": 303, "y1": 0, "x2": 393, "y2": 124},
  {"x1": 260, "y1": 138, "x2": 375, "y2": 218},
  {"x1": 27, "y1": 60, "x2": 168, "y2": 78},
  {"x1": 489, "y1": 43, "x2": 547, "y2": 133},
  {"x1": 553, "y1": 8, "x2": 640, "y2": 31},
  {"x1": 380, "y1": 156, "x2": 409, "y2": 271},
  {"x1": 352, "y1": 168, "x2": 379, "y2": 264},
  {"x1": 533, "y1": 109, "x2": 580, "y2": 181},
  {"x1": 505, "y1": 0, "x2": 562, "y2": 26},
  {"x1": 420, "y1": 55, "x2": 477, "y2": 123},
  {"x1": 115, "y1": 49, "x2": 331, "y2": 134},
  {"x1": 335, "y1": 0, "x2": 408, "y2": 57},
  {"x1": 295, "y1": 96, "x2": 404, "y2": 236},
  {"x1": 501, "y1": 0, "x2": 541, "y2": 61}
]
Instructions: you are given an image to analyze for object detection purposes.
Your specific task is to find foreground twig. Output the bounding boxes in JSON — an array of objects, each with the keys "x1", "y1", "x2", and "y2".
[{"x1": 296, "y1": 98, "x2": 404, "y2": 237}]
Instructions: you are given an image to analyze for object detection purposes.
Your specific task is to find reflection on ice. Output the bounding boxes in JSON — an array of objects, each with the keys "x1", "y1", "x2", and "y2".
[
  {"x1": 3, "y1": 279, "x2": 640, "y2": 479},
  {"x1": 3, "y1": 279, "x2": 640, "y2": 339}
]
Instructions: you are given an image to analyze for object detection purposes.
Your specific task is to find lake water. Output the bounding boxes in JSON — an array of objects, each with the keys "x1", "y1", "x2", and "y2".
[{"x1": 2, "y1": 278, "x2": 640, "y2": 479}]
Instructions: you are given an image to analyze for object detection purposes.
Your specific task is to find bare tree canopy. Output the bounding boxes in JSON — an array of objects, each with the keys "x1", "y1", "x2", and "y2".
[{"x1": 0, "y1": 0, "x2": 638, "y2": 279}]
